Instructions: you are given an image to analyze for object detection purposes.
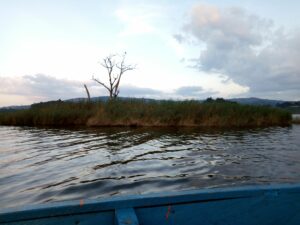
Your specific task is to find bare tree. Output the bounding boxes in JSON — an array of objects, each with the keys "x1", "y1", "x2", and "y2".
[{"x1": 92, "y1": 52, "x2": 135, "y2": 99}]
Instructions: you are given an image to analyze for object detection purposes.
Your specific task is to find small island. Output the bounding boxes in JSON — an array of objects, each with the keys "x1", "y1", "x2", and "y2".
[
  {"x1": 0, "y1": 98, "x2": 292, "y2": 127},
  {"x1": 0, "y1": 53, "x2": 293, "y2": 128}
]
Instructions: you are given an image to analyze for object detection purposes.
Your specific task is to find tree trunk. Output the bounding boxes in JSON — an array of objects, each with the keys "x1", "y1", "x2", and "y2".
[{"x1": 84, "y1": 84, "x2": 91, "y2": 102}]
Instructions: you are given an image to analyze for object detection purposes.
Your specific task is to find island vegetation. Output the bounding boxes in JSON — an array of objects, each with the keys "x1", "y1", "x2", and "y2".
[{"x1": 0, "y1": 98, "x2": 292, "y2": 127}]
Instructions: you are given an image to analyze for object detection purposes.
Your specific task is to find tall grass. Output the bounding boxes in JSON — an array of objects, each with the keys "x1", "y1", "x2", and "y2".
[
  {"x1": 0, "y1": 101, "x2": 97, "y2": 126},
  {"x1": 0, "y1": 99, "x2": 292, "y2": 127}
]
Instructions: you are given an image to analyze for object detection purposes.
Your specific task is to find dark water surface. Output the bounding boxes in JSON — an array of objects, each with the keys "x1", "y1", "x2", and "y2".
[{"x1": 0, "y1": 125, "x2": 300, "y2": 209}]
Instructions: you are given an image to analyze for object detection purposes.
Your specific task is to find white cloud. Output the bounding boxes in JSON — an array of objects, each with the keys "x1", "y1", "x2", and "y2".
[
  {"x1": 173, "y1": 86, "x2": 216, "y2": 99},
  {"x1": 0, "y1": 74, "x2": 87, "y2": 105},
  {"x1": 177, "y1": 3, "x2": 300, "y2": 100}
]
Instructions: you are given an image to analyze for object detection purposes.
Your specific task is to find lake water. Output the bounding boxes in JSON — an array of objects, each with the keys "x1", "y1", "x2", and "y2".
[{"x1": 0, "y1": 125, "x2": 300, "y2": 209}]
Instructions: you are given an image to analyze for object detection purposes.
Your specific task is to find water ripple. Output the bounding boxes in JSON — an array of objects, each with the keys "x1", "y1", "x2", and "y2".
[{"x1": 0, "y1": 125, "x2": 300, "y2": 209}]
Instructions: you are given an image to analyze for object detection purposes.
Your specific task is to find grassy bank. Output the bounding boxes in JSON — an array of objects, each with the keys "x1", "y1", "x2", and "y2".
[{"x1": 0, "y1": 99, "x2": 292, "y2": 127}]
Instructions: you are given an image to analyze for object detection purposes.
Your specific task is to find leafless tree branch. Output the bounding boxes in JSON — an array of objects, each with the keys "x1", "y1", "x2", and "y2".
[{"x1": 92, "y1": 52, "x2": 135, "y2": 99}]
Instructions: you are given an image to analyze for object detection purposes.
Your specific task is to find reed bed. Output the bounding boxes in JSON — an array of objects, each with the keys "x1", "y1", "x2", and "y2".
[{"x1": 0, "y1": 99, "x2": 292, "y2": 127}]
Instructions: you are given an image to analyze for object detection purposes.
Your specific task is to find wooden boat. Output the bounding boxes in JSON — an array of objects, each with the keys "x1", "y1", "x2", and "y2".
[{"x1": 1, "y1": 183, "x2": 300, "y2": 225}]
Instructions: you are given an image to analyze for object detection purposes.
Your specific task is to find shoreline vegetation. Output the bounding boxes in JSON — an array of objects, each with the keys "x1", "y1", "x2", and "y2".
[{"x1": 0, "y1": 98, "x2": 292, "y2": 127}]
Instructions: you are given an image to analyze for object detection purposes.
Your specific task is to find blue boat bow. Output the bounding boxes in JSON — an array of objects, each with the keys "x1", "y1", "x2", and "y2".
[{"x1": 1, "y1": 183, "x2": 300, "y2": 225}]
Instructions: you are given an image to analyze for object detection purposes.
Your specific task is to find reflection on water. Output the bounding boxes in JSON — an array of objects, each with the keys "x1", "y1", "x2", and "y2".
[{"x1": 0, "y1": 125, "x2": 300, "y2": 209}]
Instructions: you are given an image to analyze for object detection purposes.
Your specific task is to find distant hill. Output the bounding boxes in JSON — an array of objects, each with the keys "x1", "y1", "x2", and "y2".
[
  {"x1": 228, "y1": 97, "x2": 284, "y2": 106},
  {"x1": 0, "y1": 105, "x2": 30, "y2": 112},
  {"x1": 65, "y1": 96, "x2": 110, "y2": 103},
  {"x1": 276, "y1": 101, "x2": 300, "y2": 114},
  {"x1": 228, "y1": 98, "x2": 300, "y2": 113}
]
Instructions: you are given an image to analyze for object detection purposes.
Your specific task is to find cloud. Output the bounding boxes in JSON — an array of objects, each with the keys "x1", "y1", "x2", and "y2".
[
  {"x1": 0, "y1": 74, "x2": 87, "y2": 103},
  {"x1": 119, "y1": 85, "x2": 217, "y2": 99},
  {"x1": 173, "y1": 34, "x2": 185, "y2": 44},
  {"x1": 178, "y1": 3, "x2": 300, "y2": 99},
  {"x1": 119, "y1": 85, "x2": 163, "y2": 98},
  {"x1": 175, "y1": 86, "x2": 204, "y2": 95},
  {"x1": 186, "y1": 4, "x2": 272, "y2": 47},
  {"x1": 119, "y1": 85, "x2": 217, "y2": 100},
  {"x1": 174, "y1": 86, "x2": 217, "y2": 98}
]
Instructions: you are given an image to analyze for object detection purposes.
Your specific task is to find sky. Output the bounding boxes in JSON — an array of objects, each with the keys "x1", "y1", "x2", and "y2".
[{"x1": 0, "y1": 0, "x2": 299, "y2": 106}]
